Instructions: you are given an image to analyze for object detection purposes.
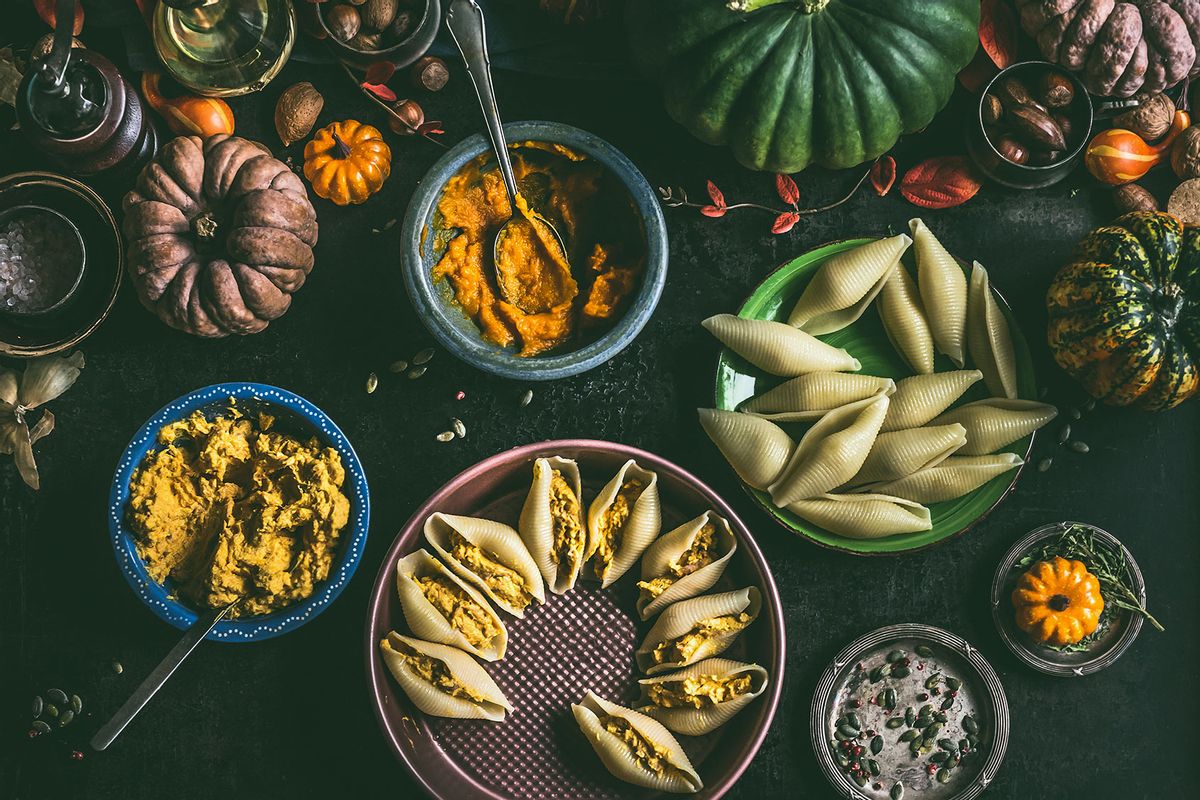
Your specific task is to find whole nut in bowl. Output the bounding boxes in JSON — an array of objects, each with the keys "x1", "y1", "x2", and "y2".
[
  {"x1": 401, "y1": 121, "x2": 667, "y2": 381},
  {"x1": 321, "y1": 0, "x2": 441, "y2": 69},
  {"x1": 967, "y1": 61, "x2": 1094, "y2": 189}
]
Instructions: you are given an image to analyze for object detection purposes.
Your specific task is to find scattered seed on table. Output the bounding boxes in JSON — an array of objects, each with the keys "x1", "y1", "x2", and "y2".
[
  {"x1": 1070, "y1": 440, "x2": 1090, "y2": 453},
  {"x1": 520, "y1": 388, "x2": 533, "y2": 407},
  {"x1": 32, "y1": 720, "x2": 51, "y2": 735},
  {"x1": 366, "y1": 372, "x2": 378, "y2": 394},
  {"x1": 1057, "y1": 424, "x2": 1071, "y2": 444},
  {"x1": 413, "y1": 348, "x2": 435, "y2": 365},
  {"x1": 389, "y1": 359, "x2": 409, "y2": 374},
  {"x1": 1038, "y1": 457, "x2": 1053, "y2": 472},
  {"x1": 58, "y1": 709, "x2": 74, "y2": 727},
  {"x1": 1070, "y1": 407, "x2": 1082, "y2": 420},
  {"x1": 47, "y1": 689, "x2": 67, "y2": 705},
  {"x1": 1084, "y1": 398, "x2": 1096, "y2": 412},
  {"x1": 436, "y1": 431, "x2": 454, "y2": 442},
  {"x1": 1038, "y1": 386, "x2": 1048, "y2": 399},
  {"x1": 111, "y1": 660, "x2": 123, "y2": 675},
  {"x1": 408, "y1": 365, "x2": 427, "y2": 379},
  {"x1": 32, "y1": 696, "x2": 43, "y2": 718},
  {"x1": 70, "y1": 695, "x2": 81, "y2": 714},
  {"x1": 451, "y1": 418, "x2": 466, "y2": 438},
  {"x1": 455, "y1": 390, "x2": 466, "y2": 401},
  {"x1": 45, "y1": 704, "x2": 58, "y2": 718}
]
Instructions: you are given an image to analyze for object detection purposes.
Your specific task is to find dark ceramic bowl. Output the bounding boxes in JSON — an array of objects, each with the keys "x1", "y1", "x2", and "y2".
[
  {"x1": 0, "y1": 204, "x2": 86, "y2": 318},
  {"x1": 0, "y1": 172, "x2": 121, "y2": 357},
  {"x1": 108, "y1": 383, "x2": 370, "y2": 643},
  {"x1": 967, "y1": 61, "x2": 1094, "y2": 189},
  {"x1": 401, "y1": 121, "x2": 668, "y2": 381},
  {"x1": 320, "y1": 0, "x2": 441, "y2": 69},
  {"x1": 365, "y1": 440, "x2": 784, "y2": 799}
]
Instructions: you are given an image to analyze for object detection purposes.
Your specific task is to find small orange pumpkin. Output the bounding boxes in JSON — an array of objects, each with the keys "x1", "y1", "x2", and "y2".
[
  {"x1": 1084, "y1": 109, "x2": 1190, "y2": 185},
  {"x1": 303, "y1": 121, "x2": 391, "y2": 205},
  {"x1": 1011, "y1": 556, "x2": 1104, "y2": 647},
  {"x1": 140, "y1": 72, "x2": 235, "y2": 137}
]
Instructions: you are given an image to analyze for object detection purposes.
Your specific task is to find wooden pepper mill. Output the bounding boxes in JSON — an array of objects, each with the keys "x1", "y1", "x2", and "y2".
[{"x1": 16, "y1": 0, "x2": 159, "y2": 180}]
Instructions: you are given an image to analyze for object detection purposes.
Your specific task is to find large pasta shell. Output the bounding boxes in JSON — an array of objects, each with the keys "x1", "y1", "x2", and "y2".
[
  {"x1": 637, "y1": 658, "x2": 769, "y2": 737},
  {"x1": 518, "y1": 456, "x2": 587, "y2": 594},
  {"x1": 395, "y1": 550, "x2": 508, "y2": 661},
  {"x1": 787, "y1": 493, "x2": 933, "y2": 538},
  {"x1": 877, "y1": 263, "x2": 936, "y2": 374},
  {"x1": 586, "y1": 459, "x2": 661, "y2": 587},
  {"x1": 424, "y1": 512, "x2": 546, "y2": 617},
  {"x1": 787, "y1": 233, "x2": 912, "y2": 334},
  {"x1": 702, "y1": 314, "x2": 861, "y2": 377},
  {"x1": 848, "y1": 423, "x2": 968, "y2": 486},
  {"x1": 637, "y1": 511, "x2": 737, "y2": 621},
  {"x1": 379, "y1": 632, "x2": 512, "y2": 721},
  {"x1": 932, "y1": 399, "x2": 1058, "y2": 455},
  {"x1": 698, "y1": 409, "x2": 794, "y2": 490},
  {"x1": 739, "y1": 372, "x2": 895, "y2": 422},
  {"x1": 967, "y1": 261, "x2": 1019, "y2": 399},
  {"x1": 636, "y1": 587, "x2": 761, "y2": 675},
  {"x1": 767, "y1": 393, "x2": 889, "y2": 505},
  {"x1": 911, "y1": 218, "x2": 968, "y2": 367},
  {"x1": 863, "y1": 453, "x2": 1024, "y2": 504},
  {"x1": 881, "y1": 370, "x2": 983, "y2": 432},
  {"x1": 571, "y1": 691, "x2": 703, "y2": 794}
]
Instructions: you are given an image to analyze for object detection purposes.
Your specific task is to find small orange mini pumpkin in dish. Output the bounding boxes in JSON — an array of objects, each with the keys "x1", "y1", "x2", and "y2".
[
  {"x1": 1011, "y1": 556, "x2": 1104, "y2": 647},
  {"x1": 303, "y1": 120, "x2": 391, "y2": 205}
]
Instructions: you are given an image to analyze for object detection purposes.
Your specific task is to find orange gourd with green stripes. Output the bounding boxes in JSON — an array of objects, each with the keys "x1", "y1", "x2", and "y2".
[
  {"x1": 1046, "y1": 212, "x2": 1200, "y2": 411},
  {"x1": 1084, "y1": 110, "x2": 1190, "y2": 185}
]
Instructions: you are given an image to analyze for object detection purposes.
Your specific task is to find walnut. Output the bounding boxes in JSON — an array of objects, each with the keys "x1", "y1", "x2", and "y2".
[
  {"x1": 1113, "y1": 94, "x2": 1175, "y2": 142},
  {"x1": 1112, "y1": 184, "x2": 1158, "y2": 215},
  {"x1": 1171, "y1": 126, "x2": 1200, "y2": 180}
]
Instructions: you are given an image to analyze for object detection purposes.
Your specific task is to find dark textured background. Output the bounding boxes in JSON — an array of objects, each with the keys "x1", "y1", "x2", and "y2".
[{"x1": 1, "y1": 4, "x2": 1197, "y2": 799}]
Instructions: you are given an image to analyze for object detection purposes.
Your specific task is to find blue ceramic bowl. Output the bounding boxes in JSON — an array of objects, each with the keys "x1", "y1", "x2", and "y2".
[
  {"x1": 401, "y1": 121, "x2": 668, "y2": 380},
  {"x1": 108, "y1": 383, "x2": 370, "y2": 642}
]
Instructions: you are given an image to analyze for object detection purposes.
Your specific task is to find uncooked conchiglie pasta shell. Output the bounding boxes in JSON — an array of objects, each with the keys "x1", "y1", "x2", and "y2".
[
  {"x1": 636, "y1": 511, "x2": 737, "y2": 620},
  {"x1": 739, "y1": 372, "x2": 895, "y2": 422},
  {"x1": 911, "y1": 218, "x2": 968, "y2": 367},
  {"x1": 847, "y1": 423, "x2": 968, "y2": 486},
  {"x1": 637, "y1": 658, "x2": 769, "y2": 737},
  {"x1": 932, "y1": 399, "x2": 1058, "y2": 455},
  {"x1": 881, "y1": 370, "x2": 983, "y2": 432},
  {"x1": 787, "y1": 493, "x2": 933, "y2": 538},
  {"x1": 787, "y1": 233, "x2": 912, "y2": 334},
  {"x1": 586, "y1": 459, "x2": 661, "y2": 587},
  {"x1": 877, "y1": 262, "x2": 936, "y2": 374},
  {"x1": 379, "y1": 632, "x2": 512, "y2": 721},
  {"x1": 424, "y1": 512, "x2": 546, "y2": 617},
  {"x1": 862, "y1": 453, "x2": 1024, "y2": 504},
  {"x1": 967, "y1": 261, "x2": 1019, "y2": 400},
  {"x1": 702, "y1": 314, "x2": 861, "y2": 377},
  {"x1": 698, "y1": 409, "x2": 794, "y2": 490}
]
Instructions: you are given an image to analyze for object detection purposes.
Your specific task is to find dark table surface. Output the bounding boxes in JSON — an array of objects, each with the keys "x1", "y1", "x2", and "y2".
[{"x1": 1, "y1": 6, "x2": 1197, "y2": 800}]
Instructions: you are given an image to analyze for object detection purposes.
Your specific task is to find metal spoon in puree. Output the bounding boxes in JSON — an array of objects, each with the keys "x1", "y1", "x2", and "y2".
[{"x1": 446, "y1": 0, "x2": 576, "y2": 315}]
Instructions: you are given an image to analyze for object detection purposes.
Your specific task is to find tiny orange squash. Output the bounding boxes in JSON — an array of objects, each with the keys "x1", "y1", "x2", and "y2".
[
  {"x1": 140, "y1": 72, "x2": 235, "y2": 137},
  {"x1": 303, "y1": 121, "x2": 391, "y2": 205},
  {"x1": 1012, "y1": 556, "x2": 1104, "y2": 647},
  {"x1": 1084, "y1": 110, "x2": 1190, "y2": 185}
]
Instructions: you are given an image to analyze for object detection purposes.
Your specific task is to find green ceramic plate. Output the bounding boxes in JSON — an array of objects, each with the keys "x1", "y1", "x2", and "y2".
[{"x1": 714, "y1": 238, "x2": 1038, "y2": 556}]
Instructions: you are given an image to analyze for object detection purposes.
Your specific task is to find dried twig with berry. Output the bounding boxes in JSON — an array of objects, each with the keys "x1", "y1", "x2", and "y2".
[{"x1": 340, "y1": 62, "x2": 447, "y2": 147}]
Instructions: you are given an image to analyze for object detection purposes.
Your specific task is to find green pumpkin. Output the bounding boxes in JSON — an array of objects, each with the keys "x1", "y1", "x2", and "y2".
[
  {"x1": 1046, "y1": 212, "x2": 1200, "y2": 411},
  {"x1": 625, "y1": 0, "x2": 980, "y2": 173}
]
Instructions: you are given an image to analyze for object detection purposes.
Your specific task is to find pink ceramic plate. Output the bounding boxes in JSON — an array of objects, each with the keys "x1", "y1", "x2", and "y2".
[{"x1": 365, "y1": 440, "x2": 785, "y2": 799}]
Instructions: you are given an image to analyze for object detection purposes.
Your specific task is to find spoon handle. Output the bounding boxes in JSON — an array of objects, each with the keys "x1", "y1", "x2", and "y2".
[
  {"x1": 89, "y1": 600, "x2": 237, "y2": 751},
  {"x1": 446, "y1": 0, "x2": 520, "y2": 203}
]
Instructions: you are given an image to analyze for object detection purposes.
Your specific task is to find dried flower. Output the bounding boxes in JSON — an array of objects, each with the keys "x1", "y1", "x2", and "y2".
[{"x1": 1, "y1": 351, "x2": 83, "y2": 490}]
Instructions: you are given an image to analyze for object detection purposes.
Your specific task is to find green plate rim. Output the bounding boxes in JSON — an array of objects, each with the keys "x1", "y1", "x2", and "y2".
[{"x1": 713, "y1": 236, "x2": 1037, "y2": 557}]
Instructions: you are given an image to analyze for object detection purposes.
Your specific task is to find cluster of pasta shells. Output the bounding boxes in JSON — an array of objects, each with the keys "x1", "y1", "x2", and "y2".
[
  {"x1": 700, "y1": 219, "x2": 1058, "y2": 539},
  {"x1": 379, "y1": 456, "x2": 770, "y2": 794}
]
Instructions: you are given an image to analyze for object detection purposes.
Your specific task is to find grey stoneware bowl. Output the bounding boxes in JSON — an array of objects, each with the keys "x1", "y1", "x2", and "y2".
[{"x1": 401, "y1": 120, "x2": 668, "y2": 381}]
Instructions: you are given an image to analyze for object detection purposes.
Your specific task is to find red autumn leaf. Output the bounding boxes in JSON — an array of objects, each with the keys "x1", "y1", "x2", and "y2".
[
  {"x1": 771, "y1": 211, "x2": 801, "y2": 234},
  {"x1": 365, "y1": 61, "x2": 396, "y2": 86},
  {"x1": 417, "y1": 121, "x2": 444, "y2": 136},
  {"x1": 900, "y1": 156, "x2": 983, "y2": 209},
  {"x1": 34, "y1": 0, "x2": 84, "y2": 34},
  {"x1": 362, "y1": 82, "x2": 397, "y2": 102},
  {"x1": 706, "y1": 180, "x2": 726, "y2": 208},
  {"x1": 775, "y1": 173, "x2": 800, "y2": 206},
  {"x1": 699, "y1": 205, "x2": 727, "y2": 218},
  {"x1": 871, "y1": 156, "x2": 897, "y2": 197},
  {"x1": 957, "y1": 48, "x2": 998, "y2": 92},
  {"x1": 979, "y1": 0, "x2": 1018, "y2": 70}
]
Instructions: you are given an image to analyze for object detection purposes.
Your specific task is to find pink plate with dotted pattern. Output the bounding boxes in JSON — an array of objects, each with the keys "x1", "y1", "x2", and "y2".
[{"x1": 365, "y1": 440, "x2": 785, "y2": 799}]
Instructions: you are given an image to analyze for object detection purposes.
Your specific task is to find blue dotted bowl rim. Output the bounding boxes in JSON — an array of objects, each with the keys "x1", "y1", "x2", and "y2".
[
  {"x1": 401, "y1": 120, "x2": 669, "y2": 381},
  {"x1": 107, "y1": 383, "x2": 371, "y2": 643}
]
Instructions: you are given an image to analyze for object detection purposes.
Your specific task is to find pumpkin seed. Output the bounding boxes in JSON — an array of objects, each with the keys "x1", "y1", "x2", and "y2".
[
  {"x1": 845, "y1": 712, "x2": 860, "y2": 730},
  {"x1": 520, "y1": 389, "x2": 534, "y2": 407},
  {"x1": 70, "y1": 695, "x2": 82, "y2": 714},
  {"x1": 915, "y1": 644, "x2": 933, "y2": 658},
  {"x1": 436, "y1": 431, "x2": 455, "y2": 442},
  {"x1": 413, "y1": 348, "x2": 435, "y2": 365},
  {"x1": 924, "y1": 722, "x2": 943, "y2": 740},
  {"x1": 58, "y1": 709, "x2": 74, "y2": 727},
  {"x1": 1070, "y1": 406, "x2": 1082, "y2": 420},
  {"x1": 834, "y1": 728, "x2": 852, "y2": 741},
  {"x1": 891, "y1": 782, "x2": 905, "y2": 800},
  {"x1": 1070, "y1": 440, "x2": 1090, "y2": 453},
  {"x1": 962, "y1": 715, "x2": 979, "y2": 735},
  {"x1": 934, "y1": 711, "x2": 948, "y2": 723},
  {"x1": 869, "y1": 666, "x2": 884, "y2": 682},
  {"x1": 112, "y1": 660, "x2": 123, "y2": 675},
  {"x1": 919, "y1": 742, "x2": 933, "y2": 755},
  {"x1": 938, "y1": 738, "x2": 956, "y2": 752},
  {"x1": 47, "y1": 689, "x2": 67, "y2": 705},
  {"x1": 899, "y1": 729, "x2": 920, "y2": 742},
  {"x1": 930, "y1": 751, "x2": 949, "y2": 764},
  {"x1": 914, "y1": 717, "x2": 932, "y2": 729},
  {"x1": 968, "y1": 734, "x2": 980, "y2": 749},
  {"x1": 891, "y1": 665, "x2": 911, "y2": 678},
  {"x1": 959, "y1": 738, "x2": 971, "y2": 752},
  {"x1": 924, "y1": 674, "x2": 941, "y2": 690},
  {"x1": 837, "y1": 723, "x2": 858, "y2": 739},
  {"x1": 1038, "y1": 457, "x2": 1053, "y2": 472},
  {"x1": 919, "y1": 704, "x2": 934, "y2": 717},
  {"x1": 884, "y1": 689, "x2": 897, "y2": 710},
  {"x1": 45, "y1": 704, "x2": 58, "y2": 718},
  {"x1": 408, "y1": 365, "x2": 427, "y2": 379},
  {"x1": 879, "y1": 663, "x2": 892, "y2": 678},
  {"x1": 32, "y1": 696, "x2": 43, "y2": 717},
  {"x1": 852, "y1": 770, "x2": 868, "y2": 787},
  {"x1": 835, "y1": 714, "x2": 847, "y2": 728},
  {"x1": 937, "y1": 768, "x2": 951, "y2": 784},
  {"x1": 1084, "y1": 398, "x2": 1096, "y2": 412},
  {"x1": 946, "y1": 677, "x2": 961, "y2": 692},
  {"x1": 905, "y1": 707, "x2": 915, "y2": 726},
  {"x1": 451, "y1": 417, "x2": 466, "y2": 438},
  {"x1": 1057, "y1": 424, "x2": 1071, "y2": 444},
  {"x1": 887, "y1": 649, "x2": 905, "y2": 663},
  {"x1": 388, "y1": 359, "x2": 409, "y2": 373},
  {"x1": 948, "y1": 753, "x2": 961, "y2": 768},
  {"x1": 940, "y1": 696, "x2": 954, "y2": 710},
  {"x1": 909, "y1": 739, "x2": 922, "y2": 755},
  {"x1": 867, "y1": 757, "x2": 880, "y2": 776},
  {"x1": 365, "y1": 372, "x2": 378, "y2": 394},
  {"x1": 871, "y1": 735, "x2": 883, "y2": 755},
  {"x1": 32, "y1": 720, "x2": 51, "y2": 735},
  {"x1": 836, "y1": 754, "x2": 850, "y2": 768},
  {"x1": 1038, "y1": 386, "x2": 1048, "y2": 399}
]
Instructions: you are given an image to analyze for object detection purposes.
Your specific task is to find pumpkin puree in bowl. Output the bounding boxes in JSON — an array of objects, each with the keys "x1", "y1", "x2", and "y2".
[
  {"x1": 126, "y1": 407, "x2": 351, "y2": 617},
  {"x1": 431, "y1": 142, "x2": 644, "y2": 357}
]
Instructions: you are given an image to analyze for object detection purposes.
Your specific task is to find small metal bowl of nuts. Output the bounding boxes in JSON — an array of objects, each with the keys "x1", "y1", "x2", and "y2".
[
  {"x1": 319, "y1": 0, "x2": 442, "y2": 69},
  {"x1": 967, "y1": 60, "x2": 1094, "y2": 189}
]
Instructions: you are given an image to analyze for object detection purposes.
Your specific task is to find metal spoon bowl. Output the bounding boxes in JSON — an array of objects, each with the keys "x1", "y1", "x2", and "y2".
[{"x1": 446, "y1": 0, "x2": 572, "y2": 315}]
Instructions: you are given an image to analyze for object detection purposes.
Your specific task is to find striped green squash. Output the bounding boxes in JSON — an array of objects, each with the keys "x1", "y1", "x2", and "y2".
[
  {"x1": 625, "y1": 0, "x2": 980, "y2": 173},
  {"x1": 1046, "y1": 212, "x2": 1200, "y2": 411}
]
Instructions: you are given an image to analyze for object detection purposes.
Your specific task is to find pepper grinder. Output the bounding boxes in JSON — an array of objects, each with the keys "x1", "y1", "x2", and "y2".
[{"x1": 17, "y1": 0, "x2": 159, "y2": 179}]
